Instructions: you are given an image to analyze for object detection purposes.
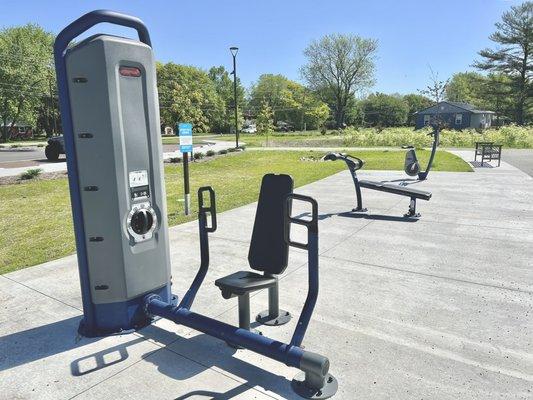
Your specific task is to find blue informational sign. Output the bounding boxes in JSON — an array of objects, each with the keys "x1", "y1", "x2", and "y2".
[{"x1": 177, "y1": 123, "x2": 193, "y2": 153}]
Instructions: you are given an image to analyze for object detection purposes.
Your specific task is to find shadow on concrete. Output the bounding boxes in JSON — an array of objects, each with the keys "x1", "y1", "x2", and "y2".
[
  {"x1": 174, "y1": 384, "x2": 250, "y2": 400},
  {"x1": 295, "y1": 210, "x2": 418, "y2": 223},
  {"x1": 0, "y1": 315, "x2": 300, "y2": 398},
  {"x1": 139, "y1": 325, "x2": 300, "y2": 399},
  {"x1": 0, "y1": 316, "x2": 88, "y2": 372}
]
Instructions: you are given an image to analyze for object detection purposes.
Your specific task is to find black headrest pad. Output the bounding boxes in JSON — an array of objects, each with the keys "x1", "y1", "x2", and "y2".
[{"x1": 248, "y1": 174, "x2": 294, "y2": 275}]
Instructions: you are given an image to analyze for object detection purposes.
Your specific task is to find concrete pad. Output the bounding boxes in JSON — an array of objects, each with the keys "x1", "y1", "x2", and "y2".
[
  {"x1": 0, "y1": 276, "x2": 162, "y2": 400},
  {"x1": 71, "y1": 347, "x2": 272, "y2": 400},
  {"x1": 2, "y1": 150, "x2": 532, "y2": 399}
]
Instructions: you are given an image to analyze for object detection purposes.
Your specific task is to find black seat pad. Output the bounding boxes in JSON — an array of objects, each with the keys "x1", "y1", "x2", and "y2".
[
  {"x1": 215, "y1": 271, "x2": 277, "y2": 297},
  {"x1": 359, "y1": 180, "x2": 432, "y2": 200}
]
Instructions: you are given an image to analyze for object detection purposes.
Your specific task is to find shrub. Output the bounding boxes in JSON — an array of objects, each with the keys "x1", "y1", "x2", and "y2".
[
  {"x1": 10, "y1": 144, "x2": 21, "y2": 148},
  {"x1": 206, "y1": 150, "x2": 216, "y2": 157},
  {"x1": 193, "y1": 151, "x2": 204, "y2": 159},
  {"x1": 218, "y1": 149, "x2": 228, "y2": 155},
  {"x1": 20, "y1": 168, "x2": 43, "y2": 180},
  {"x1": 169, "y1": 157, "x2": 182, "y2": 163},
  {"x1": 340, "y1": 125, "x2": 533, "y2": 148},
  {"x1": 227, "y1": 147, "x2": 238, "y2": 153}
]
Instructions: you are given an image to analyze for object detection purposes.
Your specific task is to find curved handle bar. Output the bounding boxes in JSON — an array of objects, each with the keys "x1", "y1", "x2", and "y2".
[
  {"x1": 198, "y1": 186, "x2": 217, "y2": 233},
  {"x1": 54, "y1": 9, "x2": 151, "y2": 59}
]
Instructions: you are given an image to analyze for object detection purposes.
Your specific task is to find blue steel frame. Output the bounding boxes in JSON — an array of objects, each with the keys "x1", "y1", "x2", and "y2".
[
  {"x1": 144, "y1": 187, "x2": 335, "y2": 396},
  {"x1": 53, "y1": 10, "x2": 153, "y2": 335}
]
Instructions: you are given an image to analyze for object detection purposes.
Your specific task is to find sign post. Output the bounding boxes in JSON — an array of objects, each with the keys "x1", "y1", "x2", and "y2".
[{"x1": 177, "y1": 123, "x2": 193, "y2": 215}]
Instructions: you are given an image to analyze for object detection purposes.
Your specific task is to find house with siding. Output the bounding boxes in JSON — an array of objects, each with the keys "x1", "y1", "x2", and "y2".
[{"x1": 414, "y1": 101, "x2": 495, "y2": 130}]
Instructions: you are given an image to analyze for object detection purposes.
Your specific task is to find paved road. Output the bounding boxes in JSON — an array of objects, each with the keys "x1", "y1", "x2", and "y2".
[
  {"x1": 0, "y1": 145, "x2": 178, "y2": 168},
  {"x1": 502, "y1": 149, "x2": 533, "y2": 176}
]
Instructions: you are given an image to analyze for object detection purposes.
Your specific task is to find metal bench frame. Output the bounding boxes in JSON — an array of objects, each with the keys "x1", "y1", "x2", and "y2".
[
  {"x1": 324, "y1": 153, "x2": 432, "y2": 218},
  {"x1": 475, "y1": 142, "x2": 502, "y2": 167}
]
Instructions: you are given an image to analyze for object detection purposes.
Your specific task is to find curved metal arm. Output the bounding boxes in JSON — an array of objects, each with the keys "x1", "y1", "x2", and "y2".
[
  {"x1": 284, "y1": 193, "x2": 320, "y2": 347},
  {"x1": 179, "y1": 187, "x2": 217, "y2": 310},
  {"x1": 418, "y1": 128, "x2": 440, "y2": 180},
  {"x1": 323, "y1": 152, "x2": 364, "y2": 171},
  {"x1": 54, "y1": 10, "x2": 151, "y2": 58}
]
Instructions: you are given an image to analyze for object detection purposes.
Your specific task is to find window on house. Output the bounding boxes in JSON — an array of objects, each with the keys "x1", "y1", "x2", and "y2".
[
  {"x1": 423, "y1": 115, "x2": 431, "y2": 125},
  {"x1": 455, "y1": 113, "x2": 463, "y2": 125}
]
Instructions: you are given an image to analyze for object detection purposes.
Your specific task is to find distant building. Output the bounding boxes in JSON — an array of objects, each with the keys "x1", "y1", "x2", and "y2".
[{"x1": 414, "y1": 101, "x2": 495, "y2": 130}]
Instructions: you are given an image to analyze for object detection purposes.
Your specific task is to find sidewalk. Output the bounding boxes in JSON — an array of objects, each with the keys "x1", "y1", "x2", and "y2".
[{"x1": 0, "y1": 140, "x2": 238, "y2": 178}]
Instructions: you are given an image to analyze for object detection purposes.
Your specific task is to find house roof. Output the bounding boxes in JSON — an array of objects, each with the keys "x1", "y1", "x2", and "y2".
[{"x1": 415, "y1": 101, "x2": 495, "y2": 115}]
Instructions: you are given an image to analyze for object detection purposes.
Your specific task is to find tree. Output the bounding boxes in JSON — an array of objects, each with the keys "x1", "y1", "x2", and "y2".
[
  {"x1": 301, "y1": 33, "x2": 377, "y2": 128},
  {"x1": 156, "y1": 63, "x2": 225, "y2": 133},
  {"x1": 419, "y1": 68, "x2": 449, "y2": 103},
  {"x1": 256, "y1": 101, "x2": 274, "y2": 134},
  {"x1": 446, "y1": 72, "x2": 487, "y2": 106},
  {"x1": 361, "y1": 93, "x2": 409, "y2": 127},
  {"x1": 446, "y1": 72, "x2": 515, "y2": 124},
  {"x1": 0, "y1": 24, "x2": 54, "y2": 141},
  {"x1": 473, "y1": 1, "x2": 532, "y2": 124},
  {"x1": 403, "y1": 94, "x2": 432, "y2": 125},
  {"x1": 249, "y1": 74, "x2": 329, "y2": 130},
  {"x1": 208, "y1": 66, "x2": 245, "y2": 133}
]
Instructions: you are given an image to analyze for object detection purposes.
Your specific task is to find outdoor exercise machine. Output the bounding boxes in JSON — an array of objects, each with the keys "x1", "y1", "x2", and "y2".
[
  {"x1": 403, "y1": 127, "x2": 440, "y2": 180},
  {"x1": 54, "y1": 10, "x2": 337, "y2": 399},
  {"x1": 323, "y1": 153, "x2": 432, "y2": 218}
]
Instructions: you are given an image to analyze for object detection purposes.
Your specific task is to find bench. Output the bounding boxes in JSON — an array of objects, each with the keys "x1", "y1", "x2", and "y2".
[
  {"x1": 475, "y1": 142, "x2": 502, "y2": 167},
  {"x1": 323, "y1": 152, "x2": 432, "y2": 218}
]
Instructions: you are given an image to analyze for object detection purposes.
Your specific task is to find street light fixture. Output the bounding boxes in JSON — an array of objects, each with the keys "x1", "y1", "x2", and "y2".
[{"x1": 229, "y1": 46, "x2": 239, "y2": 148}]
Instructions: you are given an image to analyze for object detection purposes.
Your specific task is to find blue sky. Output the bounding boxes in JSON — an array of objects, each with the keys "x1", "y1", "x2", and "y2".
[{"x1": 1, "y1": 0, "x2": 523, "y2": 94}]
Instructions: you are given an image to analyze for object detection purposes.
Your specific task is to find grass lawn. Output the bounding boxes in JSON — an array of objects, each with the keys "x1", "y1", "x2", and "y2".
[{"x1": 0, "y1": 149, "x2": 470, "y2": 274}]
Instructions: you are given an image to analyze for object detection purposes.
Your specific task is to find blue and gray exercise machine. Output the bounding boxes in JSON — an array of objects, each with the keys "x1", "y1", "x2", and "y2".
[{"x1": 54, "y1": 10, "x2": 337, "y2": 398}]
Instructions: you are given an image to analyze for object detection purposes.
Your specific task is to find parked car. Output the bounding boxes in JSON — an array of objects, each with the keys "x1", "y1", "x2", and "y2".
[
  {"x1": 45, "y1": 135, "x2": 65, "y2": 161},
  {"x1": 275, "y1": 121, "x2": 296, "y2": 132},
  {"x1": 242, "y1": 123, "x2": 257, "y2": 134}
]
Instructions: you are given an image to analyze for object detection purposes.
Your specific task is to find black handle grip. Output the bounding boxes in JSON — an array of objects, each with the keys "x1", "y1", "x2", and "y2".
[
  {"x1": 345, "y1": 154, "x2": 365, "y2": 170},
  {"x1": 284, "y1": 193, "x2": 318, "y2": 250},
  {"x1": 198, "y1": 186, "x2": 217, "y2": 233}
]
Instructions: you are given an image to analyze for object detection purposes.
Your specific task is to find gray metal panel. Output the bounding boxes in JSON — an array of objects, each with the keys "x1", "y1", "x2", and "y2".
[{"x1": 66, "y1": 35, "x2": 171, "y2": 304}]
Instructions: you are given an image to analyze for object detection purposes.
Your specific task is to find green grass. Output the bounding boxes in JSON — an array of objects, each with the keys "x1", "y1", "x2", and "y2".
[{"x1": 0, "y1": 150, "x2": 470, "y2": 274}]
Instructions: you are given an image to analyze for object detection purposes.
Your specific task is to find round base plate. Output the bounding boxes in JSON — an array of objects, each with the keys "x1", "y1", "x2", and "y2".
[
  {"x1": 352, "y1": 207, "x2": 368, "y2": 213},
  {"x1": 404, "y1": 212, "x2": 421, "y2": 218},
  {"x1": 256, "y1": 310, "x2": 292, "y2": 326},
  {"x1": 291, "y1": 372, "x2": 338, "y2": 399}
]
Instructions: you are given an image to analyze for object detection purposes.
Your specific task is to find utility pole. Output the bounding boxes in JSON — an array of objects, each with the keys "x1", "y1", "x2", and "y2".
[{"x1": 230, "y1": 46, "x2": 239, "y2": 148}]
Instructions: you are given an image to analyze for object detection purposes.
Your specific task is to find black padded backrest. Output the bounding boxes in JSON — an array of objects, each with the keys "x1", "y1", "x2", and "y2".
[{"x1": 248, "y1": 174, "x2": 294, "y2": 275}]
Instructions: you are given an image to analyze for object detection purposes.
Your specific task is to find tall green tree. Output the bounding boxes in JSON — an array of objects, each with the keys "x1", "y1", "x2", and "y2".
[
  {"x1": 362, "y1": 93, "x2": 409, "y2": 127},
  {"x1": 301, "y1": 33, "x2": 377, "y2": 128},
  {"x1": 256, "y1": 101, "x2": 274, "y2": 134},
  {"x1": 446, "y1": 72, "x2": 487, "y2": 106},
  {"x1": 249, "y1": 74, "x2": 329, "y2": 130},
  {"x1": 446, "y1": 72, "x2": 515, "y2": 123},
  {"x1": 0, "y1": 24, "x2": 54, "y2": 141},
  {"x1": 156, "y1": 63, "x2": 224, "y2": 133},
  {"x1": 473, "y1": 1, "x2": 532, "y2": 124},
  {"x1": 403, "y1": 94, "x2": 432, "y2": 125},
  {"x1": 208, "y1": 66, "x2": 245, "y2": 133}
]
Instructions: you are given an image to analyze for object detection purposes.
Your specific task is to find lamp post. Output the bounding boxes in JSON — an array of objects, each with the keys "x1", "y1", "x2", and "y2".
[{"x1": 230, "y1": 46, "x2": 239, "y2": 148}]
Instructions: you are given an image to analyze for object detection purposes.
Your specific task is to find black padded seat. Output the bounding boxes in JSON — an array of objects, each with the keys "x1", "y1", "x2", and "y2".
[
  {"x1": 359, "y1": 180, "x2": 432, "y2": 200},
  {"x1": 215, "y1": 271, "x2": 277, "y2": 298},
  {"x1": 214, "y1": 174, "x2": 295, "y2": 331}
]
